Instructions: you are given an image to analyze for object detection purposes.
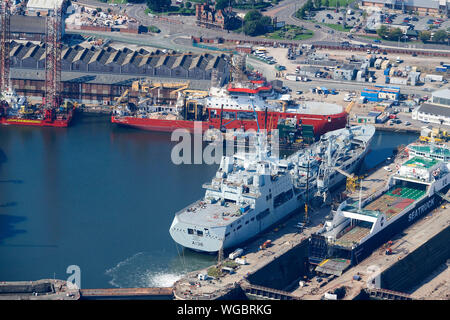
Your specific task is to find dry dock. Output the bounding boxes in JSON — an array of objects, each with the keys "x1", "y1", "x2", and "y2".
[{"x1": 173, "y1": 146, "x2": 450, "y2": 300}]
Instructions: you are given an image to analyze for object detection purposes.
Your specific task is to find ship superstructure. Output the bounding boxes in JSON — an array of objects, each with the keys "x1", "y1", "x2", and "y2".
[{"x1": 169, "y1": 125, "x2": 375, "y2": 253}]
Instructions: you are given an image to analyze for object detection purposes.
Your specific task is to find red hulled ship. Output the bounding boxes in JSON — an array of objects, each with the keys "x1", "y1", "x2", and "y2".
[{"x1": 111, "y1": 79, "x2": 348, "y2": 138}]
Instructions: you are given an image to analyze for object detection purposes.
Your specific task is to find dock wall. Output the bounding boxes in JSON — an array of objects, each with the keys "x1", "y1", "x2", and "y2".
[
  {"x1": 380, "y1": 225, "x2": 450, "y2": 292},
  {"x1": 246, "y1": 240, "x2": 309, "y2": 291}
]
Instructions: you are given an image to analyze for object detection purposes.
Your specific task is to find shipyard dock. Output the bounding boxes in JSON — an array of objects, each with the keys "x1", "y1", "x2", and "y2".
[{"x1": 172, "y1": 147, "x2": 450, "y2": 300}]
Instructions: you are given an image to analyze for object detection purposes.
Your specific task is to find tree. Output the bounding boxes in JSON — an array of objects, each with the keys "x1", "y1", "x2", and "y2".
[
  {"x1": 147, "y1": 0, "x2": 171, "y2": 12},
  {"x1": 376, "y1": 25, "x2": 389, "y2": 39},
  {"x1": 243, "y1": 20, "x2": 265, "y2": 36},
  {"x1": 305, "y1": 0, "x2": 313, "y2": 11},
  {"x1": 419, "y1": 30, "x2": 431, "y2": 42},
  {"x1": 244, "y1": 9, "x2": 262, "y2": 22},
  {"x1": 296, "y1": 7, "x2": 306, "y2": 19},
  {"x1": 215, "y1": 0, "x2": 231, "y2": 10},
  {"x1": 185, "y1": 1, "x2": 192, "y2": 8},
  {"x1": 389, "y1": 28, "x2": 403, "y2": 41},
  {"x1": 433, "y1": 30, "x2": 448, "y2": 43},
  {"x1": 323, "y1": 0, "x2": 329, "y2": 8},
  {"x1": 314, "y1": 0, "x2": 321, "y2": 9}
]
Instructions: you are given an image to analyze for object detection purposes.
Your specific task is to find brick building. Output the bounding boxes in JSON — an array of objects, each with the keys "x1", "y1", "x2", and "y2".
[{"x1": 195, "y1": 3, "x2": 234, "y2": 29}]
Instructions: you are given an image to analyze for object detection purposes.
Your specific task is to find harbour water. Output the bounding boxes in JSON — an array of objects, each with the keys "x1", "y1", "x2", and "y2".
[{"x1": 0, "y1": 114, "x2": 418, "y2": 289}]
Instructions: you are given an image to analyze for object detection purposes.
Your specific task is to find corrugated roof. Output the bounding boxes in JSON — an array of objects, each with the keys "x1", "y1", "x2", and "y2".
[
  {"x1": 10, "y1": 15, "x2": 46, "y2": 34},
  {"x1": 27, "y1": 0, "x2": 64, "y2": 10},
  {"x1": 417, "y1": 103, "x2": 450, "y2": 118},
  {"x1": 432, "y1": 88, "x2": 450, "y2": 100}
]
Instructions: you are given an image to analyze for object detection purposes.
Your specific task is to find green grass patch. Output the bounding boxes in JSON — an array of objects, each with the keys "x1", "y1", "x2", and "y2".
[
  {"x1": 322, "y1": 23, "x2": 352, "y2": 32},
  {"x1": 264, "y1": 25, "x2": 314, "y2": 41},
  {"x1": 233, "y1": 2, "x2": 271, "y2": 10},
  {"x1": 148, "y1": 25, "x2": 160, "y2": 33},
  {"x1": 322, "y1": 0, "x2": 356, "y2": 6},
  {"x1": 108, "y1": 0, "x2": 128, "y2": 4},
  {"x1": 145, "y1": 6, "x2": 195, "y2": 16},
  {"x1": 207, "y1": 266, "x2": 222, "y2": 278},
  {"x1": 223, "y1": 261, "x2": 239, "y2": 268}
]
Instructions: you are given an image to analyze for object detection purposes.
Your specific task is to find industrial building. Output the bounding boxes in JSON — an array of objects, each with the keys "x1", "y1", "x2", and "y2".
[
  {"x1": 26, "y1": 0, "x2": 67, "y2": 16},
  {"x1": 431, "y1": 88, "x2": 450, "y2": 106},
  {"x1": 9, "y1": 41, "x2": 229, "y2": 83},
  {"x1": 361, "y1": 0, "x2": 449, "y2": 16},
  {"x1": 9, "y1": 68, "x2": 213, "y2": 106},
  {"x1": 333, "y1": 64, "x2": 359, "y2": 81},
  {"x1": 361, "y1": 86, "x2": 400, "y2": 102},
  {"x1": 412, "y1": 89, "x2": 450, "y2": 125},
  {"x1": 9, "y1": 15, "x2": 49, "y2": 41}
]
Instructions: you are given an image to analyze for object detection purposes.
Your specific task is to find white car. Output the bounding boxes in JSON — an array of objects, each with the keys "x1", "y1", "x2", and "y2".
[
  {"x1": 344, "y1": 97, "x2": 352, "y2": 102},
  {"x1": 383, "y1": 166, "x2": 392, "y2": 172}
]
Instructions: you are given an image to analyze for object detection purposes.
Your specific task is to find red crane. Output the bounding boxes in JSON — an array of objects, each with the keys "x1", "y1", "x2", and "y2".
[
  {"x1": 0, "y1": 0, "x2": 10, "y2": 93},
  {"x1": 44, "y1": 7, "x2": 62, "y2": 120}
]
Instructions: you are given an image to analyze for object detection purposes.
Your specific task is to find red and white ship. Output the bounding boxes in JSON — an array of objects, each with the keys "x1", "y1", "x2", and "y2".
[
  {"x1": 111, "y1": 80, "x2": 348, "y2": 137},
  {"x1": 0, "y1": 88, "x2": 73, "y2": 128}
]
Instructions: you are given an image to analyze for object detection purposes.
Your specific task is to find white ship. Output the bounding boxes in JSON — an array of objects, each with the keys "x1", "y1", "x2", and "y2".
[
  {"x1": 169, "y1": 125, "x2": 375, "y2": 253},
  {"x1": 317, "y1": 150, "x2": 450, "y2": 265}
]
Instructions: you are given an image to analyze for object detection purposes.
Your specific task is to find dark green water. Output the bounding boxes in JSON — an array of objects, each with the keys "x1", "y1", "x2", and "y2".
[{"x1": 0, "y1": 115, "x2": 418, "y2": 289}]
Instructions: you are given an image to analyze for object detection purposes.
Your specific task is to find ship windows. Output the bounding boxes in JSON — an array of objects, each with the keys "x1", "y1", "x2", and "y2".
[
  {"x1": 210, "y1": 110, "x2": 218, "y2": 118},
  {"x1": 188, "y1": 228, "x2": 194, "y2": 235},
  {"x1": 274, "y1": 189, "x2": 293, "y2": 208},
  {"x1": 225, "y1": 232, "x2": 230, "y2": 237},
  {"x1": 197, "y1": 230, "x2": 204, "y2": 237},
  {"x1": 222, "y1": 111, "x2": 236, "y2": 119},
  {"x1": 245, "y1": 221, "x2": 249, "y2": 224},
  {"x1": 237, "y1": 225, "x2": 242, "y2": 231},
  {"x1": 237, "y1": 112, "x2": 256, "y2": 120},
  {"x1": 256, "y1": 208, "x2": 270, "y2": 221},
  {"x1": 251, "y1": 217, "x2": 255, "y2": 221}
]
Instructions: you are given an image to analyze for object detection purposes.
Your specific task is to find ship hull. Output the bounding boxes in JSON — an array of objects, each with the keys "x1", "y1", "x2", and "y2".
[
  {"x1": 0, "y1": 109, "x2": 74, "y2": 128},
  {"x1": 329, "y1": 190, "x2": 447, "y2": 266},
  {"x1": 111, "y1": 116, "x2": 210, "y2": 133},
  {"x1": 171, "y1": 136, "x2": 373, "y2": 253},
  {"x1": 112, "y1": 111, "x2": 348, "y2": 137}
]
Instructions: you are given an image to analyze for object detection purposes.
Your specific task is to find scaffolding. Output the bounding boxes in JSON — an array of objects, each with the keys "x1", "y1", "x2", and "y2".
[{"x1": 0, "y1": 0, "x2": 10, "y2": 93}]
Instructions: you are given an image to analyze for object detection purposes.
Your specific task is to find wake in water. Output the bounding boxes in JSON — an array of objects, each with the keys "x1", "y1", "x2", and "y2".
[{"x1": 105, "y1": 249, "x2": 216, "y2": 288}]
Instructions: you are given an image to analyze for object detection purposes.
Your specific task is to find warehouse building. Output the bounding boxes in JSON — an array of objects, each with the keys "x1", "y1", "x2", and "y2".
[
  {"x1": 26, "y1": 0, "x2": 67, "y2": 16},
  {"x1": 9, "y1": 41, "x2": 230, "y2": 84},
  {"x1": 361, "y1": 0, "x2": 448, "y2": 15},
  {"x1": 432, "y1": 88, "x2": 450, "y2": 106},
  {"x1": 10, "y1": 69, "x2": 213, "y2": 106},
  {"x1": 412, "y1": 89, "x2": 450, "y2": 125},
  {"x1": 333, "y1": 64, "x2": 358, "y2": 81}
]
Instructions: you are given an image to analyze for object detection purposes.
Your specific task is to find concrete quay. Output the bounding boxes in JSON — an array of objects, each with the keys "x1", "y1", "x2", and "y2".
[{"x1": 0, "y1": 279, "x2": 79, "y2": 300}]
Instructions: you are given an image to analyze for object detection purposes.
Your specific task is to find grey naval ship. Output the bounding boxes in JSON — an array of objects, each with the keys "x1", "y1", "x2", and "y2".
[{"x1": 169, "y1": 125, "x2": 376, "y2": 253}]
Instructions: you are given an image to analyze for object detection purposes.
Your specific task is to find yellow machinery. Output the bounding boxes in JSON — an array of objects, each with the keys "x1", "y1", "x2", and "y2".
[
  {"x1": 345, "y1": 101, "x2": 355, "y2": 113},
  {"x1": 419, "y1": 126, "x2": 448, "y2": 143},
  {"x1": 113, "y1": 89, "x2": 129, "y2": 111}
]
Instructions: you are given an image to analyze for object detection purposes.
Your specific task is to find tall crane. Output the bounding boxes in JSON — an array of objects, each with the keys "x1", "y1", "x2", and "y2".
[
  {"x1": 44, "y1": 6, "x2": 62, "y2": 118},
  {"x1": 0, "y1": 0, "x2": 10, "y2": 93}
]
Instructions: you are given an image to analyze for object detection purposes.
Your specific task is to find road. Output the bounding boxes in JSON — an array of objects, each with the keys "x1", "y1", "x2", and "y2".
[{"x1": 75, "y1": 0, "x2": 450, "y2": 53}]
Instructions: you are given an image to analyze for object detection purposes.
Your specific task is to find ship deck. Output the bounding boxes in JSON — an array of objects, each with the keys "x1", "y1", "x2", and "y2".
[
  {"x1": 344, "y1": 186, "x2": 426, "y2": 221},
  {"x1": 335, "y1": 223, "x2": 372, "y2": 248},
  {"x1": 176, "y1": 200, "x2": 245, "y2": 227},
  {"x1": 364, "y1": 186, "x2": 425, "y2": 220}
]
